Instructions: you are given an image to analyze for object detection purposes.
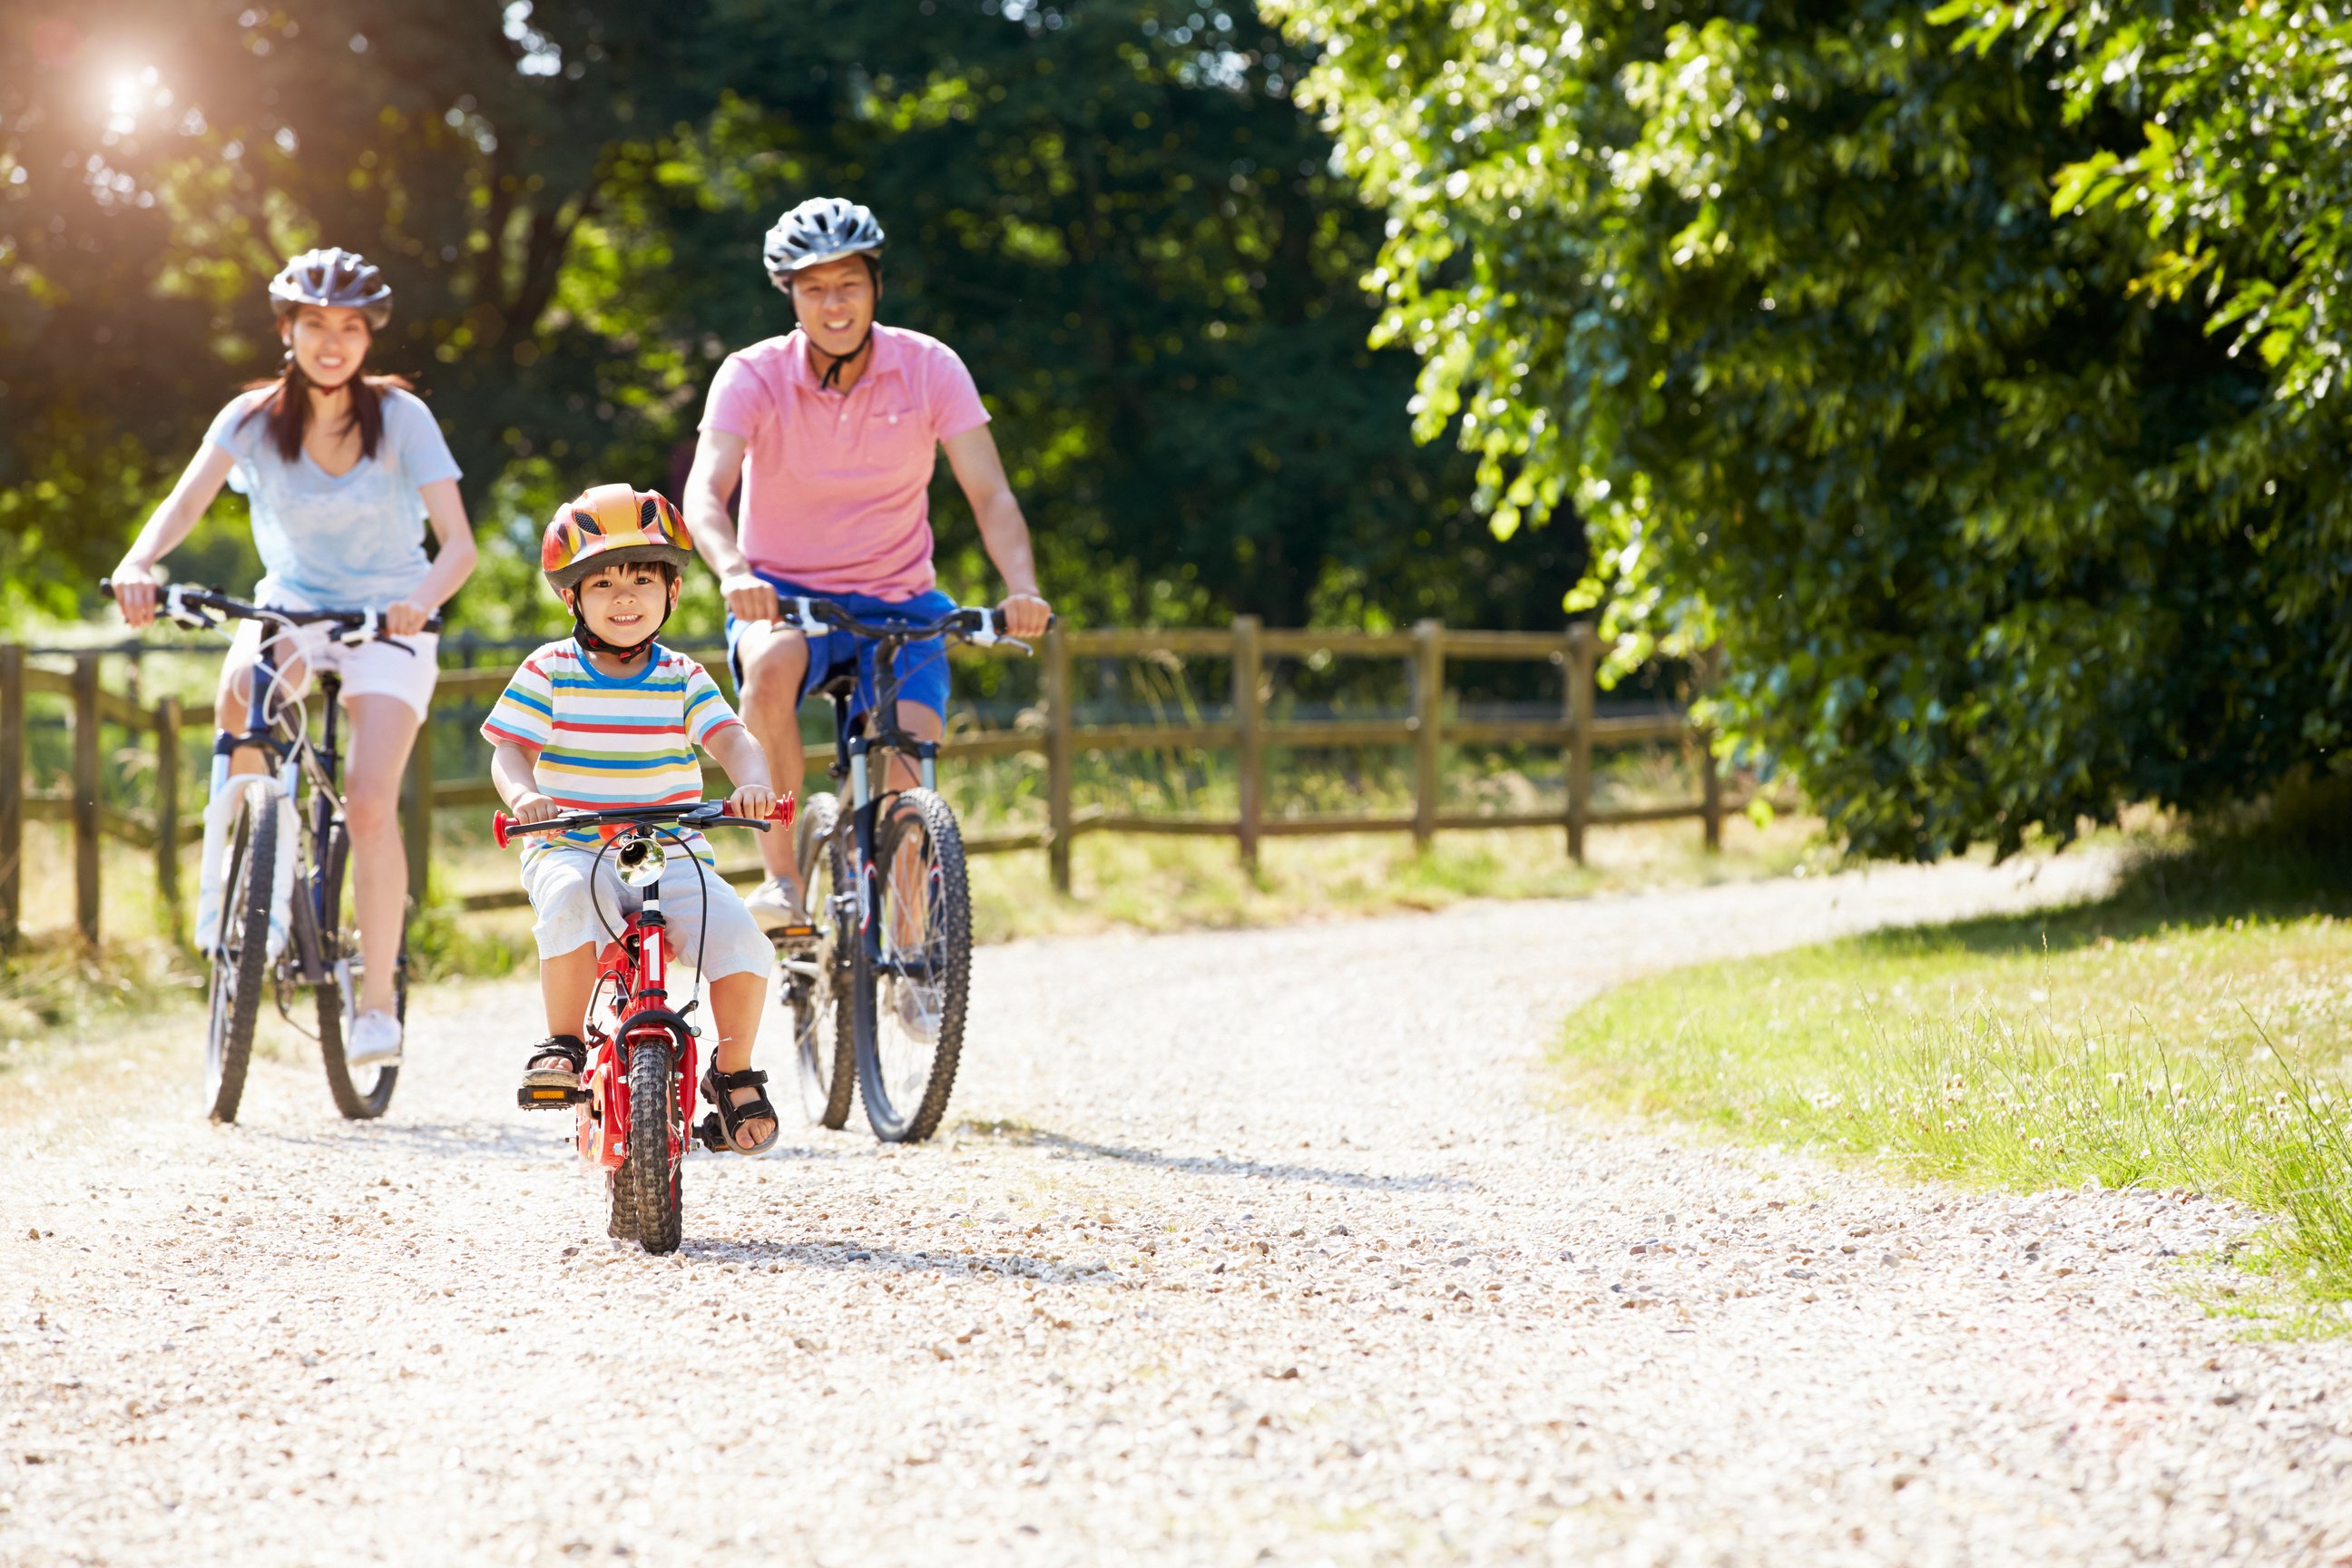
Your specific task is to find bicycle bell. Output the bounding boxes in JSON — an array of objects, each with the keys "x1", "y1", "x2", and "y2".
[{"x1": 615, "y1": 836, "x2": 667, "y2": 888}]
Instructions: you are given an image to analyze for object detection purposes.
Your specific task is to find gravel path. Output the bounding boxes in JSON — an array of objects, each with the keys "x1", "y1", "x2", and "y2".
[{"x1": 8, "y1": 853, "x2": 2352, "y2": 1566}]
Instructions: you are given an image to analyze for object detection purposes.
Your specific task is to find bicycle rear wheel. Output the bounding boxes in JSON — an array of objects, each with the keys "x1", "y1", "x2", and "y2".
[
  {"x1": 788, "y1": 793, "x2": 855, "y2": 1129},
  {"x1": 853, "y1": 789, "x2": 970, "y2": 1143},
  {"x1": 313, "y1": 820, "x2": 403, "y2": 1120},
  {"x1": 618, "y1": 1034, "x2": 684, "y2": 1255},
  {"x1": 203, "y1": 779, "x2": 279, "y2": 1124}
]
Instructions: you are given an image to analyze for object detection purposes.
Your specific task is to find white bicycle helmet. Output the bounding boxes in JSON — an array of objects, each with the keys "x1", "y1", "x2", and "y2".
[
  {"x1": 763, "y1": 197, "x2": 886, "y2": 279},
  {"x1": 268, "y1": 247, "x2": 393, "y2": 328}
]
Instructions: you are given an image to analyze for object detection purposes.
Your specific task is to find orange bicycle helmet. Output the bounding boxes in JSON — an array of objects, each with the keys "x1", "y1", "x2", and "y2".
[
  {"x1": 541, "y1": 485, "x2": 697, "y2": 662},
  {"x1": 540, "y1": 484, "x2": 696, "y2": 595}
]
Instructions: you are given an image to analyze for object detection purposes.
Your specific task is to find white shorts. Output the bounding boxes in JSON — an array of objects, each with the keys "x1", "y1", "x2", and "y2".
[
  {"x1": 225, "y1": 577, "x2": 440, "y2": 721},
  {"x1": 520, "y1": 848, "x2": 773, "y2": 983}
]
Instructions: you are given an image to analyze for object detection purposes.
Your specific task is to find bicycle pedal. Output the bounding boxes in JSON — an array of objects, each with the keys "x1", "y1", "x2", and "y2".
[
  {"x1": 768, "y1": 922, "x2": 820, "y2": 950},
  {"x1": 517, "y1": 1084, "x2": 587, "y2": 1110},
  {"x1": 694, "y1": 1112, "x2": 729, "y2": 1153}
]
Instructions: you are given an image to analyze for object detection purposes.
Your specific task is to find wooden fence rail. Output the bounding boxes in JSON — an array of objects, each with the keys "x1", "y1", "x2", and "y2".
[{"x1": 0, "y1": 618, "x2": 1730, "y2": 944}]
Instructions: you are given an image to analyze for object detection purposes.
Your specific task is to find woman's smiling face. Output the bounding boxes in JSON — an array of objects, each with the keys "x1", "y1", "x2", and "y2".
[
  {"x1": 279, "y1": 303, "x2": 371, "y2": 388},
  {"x1": 572, "y1": 562, "x2": 678, "y2": 648}
]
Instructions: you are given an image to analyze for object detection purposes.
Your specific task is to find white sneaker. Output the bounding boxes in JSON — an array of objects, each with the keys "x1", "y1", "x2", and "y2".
[
  {"x1": 744, "y1": 875, "x2": 811, "y2": 933},
  {"x1": 347, "y1": 1010, "x2": 403, "y2": 1069}
]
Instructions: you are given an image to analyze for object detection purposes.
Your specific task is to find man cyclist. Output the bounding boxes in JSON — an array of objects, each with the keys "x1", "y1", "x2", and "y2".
[{"x1": 681, "y1": 197, "x2": 1052, "y2": 932}]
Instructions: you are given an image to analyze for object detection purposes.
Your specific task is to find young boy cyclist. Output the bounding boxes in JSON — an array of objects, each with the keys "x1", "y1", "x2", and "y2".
[{"x1": 481, "y1": 484, "x2": 782, "y2": 1155}]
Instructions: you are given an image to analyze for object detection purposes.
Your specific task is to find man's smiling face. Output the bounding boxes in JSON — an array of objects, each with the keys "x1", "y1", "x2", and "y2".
[{"x1": 788, "y1": 255, "x2": 878, "y2": 361}]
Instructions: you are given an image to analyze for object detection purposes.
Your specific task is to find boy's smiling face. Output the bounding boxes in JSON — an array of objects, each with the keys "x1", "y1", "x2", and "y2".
[{"x1": 571, "y1": 561, "x2": 678, "y2": 648}]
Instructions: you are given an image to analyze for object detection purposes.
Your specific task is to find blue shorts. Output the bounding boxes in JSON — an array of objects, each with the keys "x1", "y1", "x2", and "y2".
[{"x1": 724, "y1": 573, "x2": 956, "y2": 722}]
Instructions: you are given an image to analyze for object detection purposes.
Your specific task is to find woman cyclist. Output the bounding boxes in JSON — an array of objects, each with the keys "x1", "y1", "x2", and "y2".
[
  {"x1": 681, "y1": 197, "x2": 1053, "y2": 932},
  {"x1": 110, "y1": 248, "x2": 479, "y2": 1069}
]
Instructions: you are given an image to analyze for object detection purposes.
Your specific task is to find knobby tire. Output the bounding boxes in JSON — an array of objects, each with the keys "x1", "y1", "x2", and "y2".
[
  {"x1": 620, "y1": 1036, "x2": 683, "y2": 1255},
  {"x1": 791, "y1": 793, "x2": 856, "y2": 1130},
  {"x1": 853, "y1": 788, "x2": 971, "y2": 1143},
  {"x1": 203, "y1": 779, "x2": 278, "y2": 1124}
]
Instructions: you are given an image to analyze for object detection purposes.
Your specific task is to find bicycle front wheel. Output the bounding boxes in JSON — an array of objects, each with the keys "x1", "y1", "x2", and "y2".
[
  {"x1": 789, "y1": 793, "x2": 855, "y2": 1129},
  {"x1": 313, "y1": 822, "x2": 403, "y2": 1121},
  {"x1": 853, "y1": 789, "x2": 971, "y2": 1143},
  {"x1": 618, "y1": 1034, "x2": 684, "y2": 1255},
  {"x1": 203, "y1": 779, "x2": 279, "y2": 1124}
]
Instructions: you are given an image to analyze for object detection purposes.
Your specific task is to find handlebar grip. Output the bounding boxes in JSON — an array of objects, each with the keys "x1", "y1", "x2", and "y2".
[
  {"x1": 493, "y1": 811, "x2": 514, "y2": 850},
  {"x1": 100, "y1": 578, "x2": 116, "y2": 602},
  {"x1": 773, "y1": 795, "x2": 796, "y2": 830}
]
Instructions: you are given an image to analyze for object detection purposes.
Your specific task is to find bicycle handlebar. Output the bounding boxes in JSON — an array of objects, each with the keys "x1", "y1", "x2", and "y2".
[
  {"x1": 492, "y1": 797, "x2": 794, "y2": 850},
  {"x1": 763, "y1": 596, "x2": 1054, "y2": 650},
  {"x1": 100, "y1": 580, "x2": 444, "y2": 642}
]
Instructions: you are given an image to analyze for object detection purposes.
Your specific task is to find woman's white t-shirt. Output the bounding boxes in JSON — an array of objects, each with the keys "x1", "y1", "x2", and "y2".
[{"x1": 202, "y1": 386, "x2": 462, "y2": 610}]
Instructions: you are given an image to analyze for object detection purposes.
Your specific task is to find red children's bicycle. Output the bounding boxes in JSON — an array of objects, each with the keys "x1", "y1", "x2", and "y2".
[{"x1": 492, "y1": 798, "x2": 789, "y2": 1255}]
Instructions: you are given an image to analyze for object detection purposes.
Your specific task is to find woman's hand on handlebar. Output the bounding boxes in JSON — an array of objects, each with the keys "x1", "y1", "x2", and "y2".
[
  {"x1": 726, "y1": 783, "x2": 777, "y2": 822},
  {"x1": 720, "y1": 572, "x2": 781, "y2": 627},
  {"x1": 385, "y1": 598, "x2": 435, "y2": 637},
  {"x1": 509, "y1": 791, "x2": 565, "y2": 825},
  {"x1": 109, "y1": 563, "x2": 162, "y2": 631},
  {"x1": 998, "y1": 591, "x2": 1053, "y2": 640}
]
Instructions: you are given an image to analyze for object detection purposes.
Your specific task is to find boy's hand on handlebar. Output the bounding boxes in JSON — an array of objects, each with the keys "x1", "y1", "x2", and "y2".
[
  {"x1": 726, "y1": 783, "x2": 777, "y2": 822},
  {"x1": 385, "y1": 599, "x2": 434, "y2": 637},
  {"x1": 999, "y1": 592, "x2": 1053, "y2": 639},
  {"x1": 110, "y1": 564, "x2": 161, "y2": 630},
  {"x1": 510, "y1": 791, "x2": 565, "y2": 825},
  {"x1": 720, "y1": 573, "x2": 781, "y2": 627}
]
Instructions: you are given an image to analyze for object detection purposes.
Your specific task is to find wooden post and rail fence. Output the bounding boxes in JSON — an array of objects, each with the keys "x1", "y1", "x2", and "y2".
[{"x1": 0, "y1": 619, "x2": 1736, "y2": 947}]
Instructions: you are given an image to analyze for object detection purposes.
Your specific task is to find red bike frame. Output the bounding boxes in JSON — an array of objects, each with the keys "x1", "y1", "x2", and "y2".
[{"x1": 574, "y1": 887, "x2": 698, "y2": 1172}]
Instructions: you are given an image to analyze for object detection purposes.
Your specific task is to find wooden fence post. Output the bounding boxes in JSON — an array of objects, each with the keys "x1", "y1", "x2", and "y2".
[
  {"x1": 1044, "y1": 624, "x2": 1073, "y2": 895},
  {"x1": 72, "y1": 653, "x2": 101, "y2": 946},
  {"x1": 155, "y1": 696, "x2": 182, "y2": 924},
  {"x1": 1232, "y1": 615, "x2": 1263, "y2": 874},
  {"x1": 0, "y1": 646, "x2": 20, "y2": 950},
  {"x1": 1700, "y1": 725, "x2": 1724, "y2": 853},
  {"x1": 1565, "y1": 623, "x2": 1594, "y2": 865},
  {"x1": 404, "y1": 704, "x2": 434, "y2": 906},
  {"x1": 1411, "y1": 619, "x2": 1444, "y2": 851}
]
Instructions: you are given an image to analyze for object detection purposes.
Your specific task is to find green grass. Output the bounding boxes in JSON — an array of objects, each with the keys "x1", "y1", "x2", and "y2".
[{"x1": 1557, "y1": 783, "x2": 2352, "y2": 1299}]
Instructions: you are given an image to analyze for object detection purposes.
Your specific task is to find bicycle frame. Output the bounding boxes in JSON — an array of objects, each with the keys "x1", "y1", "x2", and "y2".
[
  {"x1": 798, "y1": 611, "x2": 980, "y2": 977},
  {"x1": 574, "y1": 840, "x2": 701, "y2": 1173},
  {"x1": 217, "y1": 634, "x2": 350, "y2": 993}
]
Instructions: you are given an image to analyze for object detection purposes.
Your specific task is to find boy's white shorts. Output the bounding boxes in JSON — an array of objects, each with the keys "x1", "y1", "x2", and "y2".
[{"x1": 521, "y1": 848, "x2": 773, "y2": 982}]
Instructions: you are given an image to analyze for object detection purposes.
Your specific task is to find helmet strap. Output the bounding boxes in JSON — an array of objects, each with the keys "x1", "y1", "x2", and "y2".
[{"x1": 813, "y1": 325, "x2": 874, "y2": 392}]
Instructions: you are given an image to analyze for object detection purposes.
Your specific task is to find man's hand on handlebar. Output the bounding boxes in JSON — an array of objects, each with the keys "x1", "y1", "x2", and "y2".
[
  {"x1": 509, "y1": 791, "x2": 566, "y2": 825},
  {"x1": 110, "y1": 564, "x2": 162, "y2": 631},
  {"x1": 998, "y1": 592, "x2": 1054, "y2": 640},
  {"x1": 726, "y1": 783, "x2": 777, "y2": 822},
  {"x1": 721, "y1": 572, "x2": 781, "y2": 627}
]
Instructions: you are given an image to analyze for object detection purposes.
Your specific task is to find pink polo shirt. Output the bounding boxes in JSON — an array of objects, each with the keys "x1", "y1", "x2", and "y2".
[{"x1": 699, "y1": 325, "x2": 991, "y2": 601}]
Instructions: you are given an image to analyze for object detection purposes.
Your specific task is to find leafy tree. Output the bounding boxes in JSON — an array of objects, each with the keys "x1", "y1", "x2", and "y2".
[
  {"x1": 1269, "y1": 0, "x2": 2336, "y2": 857},
  {"x1": 4, "y1": 0, "x2": 1574, "y2": 640}
]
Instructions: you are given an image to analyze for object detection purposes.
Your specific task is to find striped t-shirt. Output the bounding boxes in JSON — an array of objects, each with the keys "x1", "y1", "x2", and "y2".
[{"x1": 479, "y1": 640, "x2": 743, "y2": 865}]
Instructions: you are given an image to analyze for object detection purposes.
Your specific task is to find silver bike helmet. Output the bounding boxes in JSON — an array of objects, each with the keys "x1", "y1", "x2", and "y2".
[
  {"x1": 762, "y1": 197, "x2": 886, "y2": 279},
  {"x1": 268, "y1": 247, "x2": 393, "y2": 328}
]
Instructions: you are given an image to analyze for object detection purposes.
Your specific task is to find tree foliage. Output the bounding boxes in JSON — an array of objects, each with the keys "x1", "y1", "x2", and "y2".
[
  {"x1": 1270, "y1": 0, "x2": 2340, "y2": 857},
  {"x1": 2, "y1": 0, "x2": 1579, "y2": 637}
]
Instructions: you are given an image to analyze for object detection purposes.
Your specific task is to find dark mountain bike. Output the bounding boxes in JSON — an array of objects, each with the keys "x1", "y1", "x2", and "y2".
[
  {"x1": 769, "y1": 597, "x2": 1044, "y2": 1143},
  {"x1": 103, "y1": 580, "x2": 439, "y2": 1123}
]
